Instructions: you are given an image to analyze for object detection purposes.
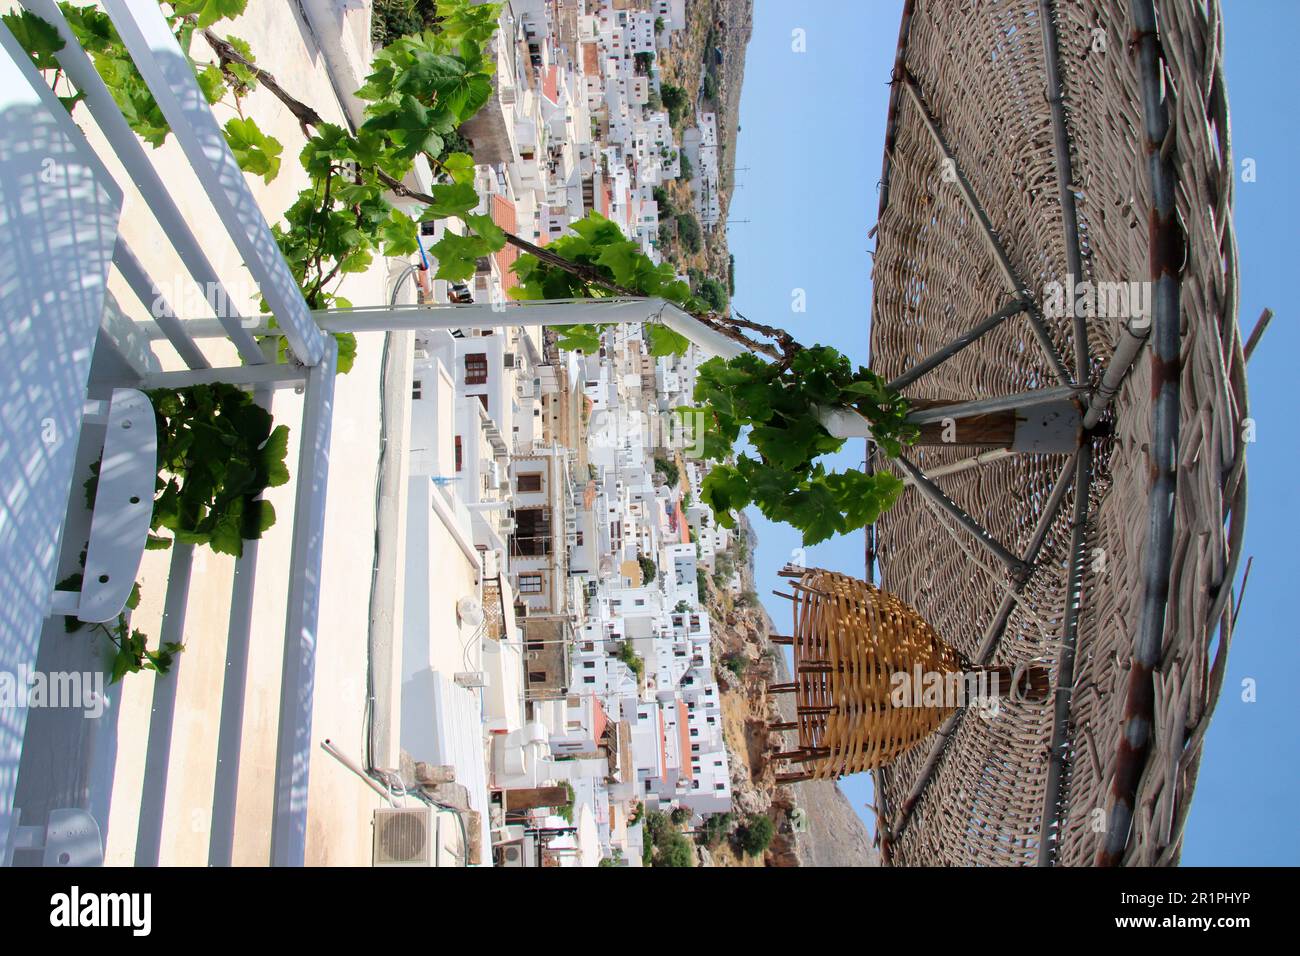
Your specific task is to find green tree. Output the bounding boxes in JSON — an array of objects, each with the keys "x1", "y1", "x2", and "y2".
[
  {"x1": 676, "y1": 213, "x2": 701, "y2": 253},
  {"x1": 740, "y1": 815, "x2": 775, "y2": 857},
  {"x1": 617, "y1": 641, "x2": 645, "y2": 681},
  {"x1": 638, "y1": 554, "x2": 657, "y2": 584},
  {"x1": 660, "y1": 82, "x2": 689, "y2": 125},
  {"x1": 695, "y1": 276, "x2": 727, "y2": 312},
  {"x1": 556, "y1": 781, "x2": 576, "y2": 823},
  {"x1": 644, "y1": 810, "x2": 670, "y2": 844},
  {"x1": 634, "y1": 50, "x2": 655, "y2": 74},
  {"x1": 700, "y1": 812, "x2": 735, "y2": 846},
  {"x1": 722, "y1": 652, "x2": 747, "y2": 678},
  {"x1": 654, "y1": 831, "x2": 695, "y2": 867},
  {"x1": 678, "y1": 150, "x2": 694, "y2": 180},
  {"x1": 702, "y1": 72, "x2": 718, "y2": 101},
  {"x1": 371, "y1": 0, "x2": 442, "y2": 46},
  {"x1": 654, "y1": 455, "x2": 680, "y2": 486}
]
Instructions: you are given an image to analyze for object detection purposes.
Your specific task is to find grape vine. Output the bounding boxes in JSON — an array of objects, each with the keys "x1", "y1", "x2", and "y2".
[
  {"x1": 7, "y1": 0, "x2": 919, "y2": 557},
  {"x1": 506, "y1": 217, "x2": 917, "y2": 544}
]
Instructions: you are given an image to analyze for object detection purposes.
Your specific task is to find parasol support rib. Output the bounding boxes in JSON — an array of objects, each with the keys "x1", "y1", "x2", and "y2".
[
  {"x1": 883, "y1": 451, "x2": 1080, "y2": 851},
  {"x1": 1039, "y1": 0, "x2": 1091, "y2": 380},
  {"x1": 904, "y1": 385, "x2": 1082, "y2": 425},
  {"x1": 895, "y1": 455, "x2": 1032, "y2": 580},
  {"x1": 901, "y1": 71, "x2": 1074, "y2": 388},
  {"x1": 887, "y1": 299, "x2": 1031, "y2": 392},
  {"x1": 1038, "y1": 443, "x2": 1094, "y2": 864}
]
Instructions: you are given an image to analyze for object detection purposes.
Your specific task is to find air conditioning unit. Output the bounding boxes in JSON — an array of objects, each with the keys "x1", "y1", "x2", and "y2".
[
  {"x1": 503, "y1": 352, "x2": 517, "y2": 368},
  {"x1": 372, "y1": 807, "x2": 435, "y2": 867},
  {"x1": 498, "y1": 840, "x2": 529, "y2": 867}
]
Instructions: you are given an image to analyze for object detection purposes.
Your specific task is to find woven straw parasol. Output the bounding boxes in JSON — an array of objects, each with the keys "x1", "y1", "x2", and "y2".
[{"x1": 766, "y1": 0, "x2": 1247, "y2": 868}]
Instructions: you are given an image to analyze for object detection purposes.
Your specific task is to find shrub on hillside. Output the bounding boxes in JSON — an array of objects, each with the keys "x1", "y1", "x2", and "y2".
[
  {"x1": 700, "y1": 812, "x2": 735, "y2": 846},
  {"x1": 654, "y1": 455, "x2": 680, "y2": 486},
  {"x1": 653, "y1": 830, "x2": 695, "y2": 867},
  {"x1": 676, "y1": 213, "x2": 701, "y2": 253},
  {"x1": 661, "y1": 83, "x2": 689, "y2": 125},
  {"x1": 740, "y1": 815, "x2": 775, "y2": 857},
  {"x1": 695, "y1": 276, "x2": 727, "y2": 312}
]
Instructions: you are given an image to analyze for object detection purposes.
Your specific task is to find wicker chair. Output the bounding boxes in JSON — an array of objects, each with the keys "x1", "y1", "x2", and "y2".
[{"x1": 769, "y1": 568, "x2": 1049, "y2": 783}]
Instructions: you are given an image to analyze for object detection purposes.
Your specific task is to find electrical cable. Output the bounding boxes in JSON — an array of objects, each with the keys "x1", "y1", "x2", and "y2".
[{"x1": 359, "y1": 260, "x2": 474, "y2": 866}]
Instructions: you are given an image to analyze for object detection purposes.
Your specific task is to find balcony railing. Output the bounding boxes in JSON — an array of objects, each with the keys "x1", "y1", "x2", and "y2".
[{"x1": 1, "y1": 0, "x2": 336, "y2": 867}]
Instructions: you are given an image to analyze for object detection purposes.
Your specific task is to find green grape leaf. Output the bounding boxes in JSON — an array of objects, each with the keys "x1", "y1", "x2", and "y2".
[
  {"x1": 361, "y1": 94, "x2": 448, "y2": 160},
  {"x1": 335, "y1": 332, "x2": 358, "y2": 374},
  {"x1": 429, "y1": 231, "x2": 490, "y2": 281},
  {"x1": 417, "y1": 181, "x2": 480, "y2": 219},
  {"x1": 145, "y1": 533, "x2": 173, "y2": 551},
  {"x1": 441, "y1": 151, "x2": 476, "y2": 185},
  {"x1": 787, "y1": 481, "x2": 846, "y2": 546},
  {"x1": 379, "y1": 209, "x2": 420, "y2": 257},
  {"x1": 299, "y1": 123, "x2": 353, "y2": 175},
  {"x1": 169, "y1": 0, "x2": 249, "y2": 29},
  {"x1": 224, "y1": 116, "x2": 282, "y2": 183},
  {"x1": 699, "y1": 464, "x2": 750, "y2": 527},
  {"x1": 240, "y1": 498, "x2": 276, "y2": 540},
  {"x1": 196, "y1": 63, "x2": 225, "y2": 104},
  {"x1": 223, "y1": 34, "x2": 257, "y2": 88},
  {"x1": 594, "y1": 240, "x2": 643, "y2": 287},
  {"x1": 461, "y1": 212, "x2": 506, "y2": 250},
  {"x1": 206, "y1": 499, "x2": 246, "y2": 556},
  {"x1": 3, "y1": 10, "x2": 65, "y2": 70},
  {"x1": 394, "y1": 50, "x2": 491, "y2": 119},
  {"x1": 339, "y1": 246, "x2": 374, "y2": 274},
  {"x1": 259, "y1": 425, "x2": 291, "y2": 487},
  {"x1": 646, "y1": 323, "x2": 689, "y2": 357}
]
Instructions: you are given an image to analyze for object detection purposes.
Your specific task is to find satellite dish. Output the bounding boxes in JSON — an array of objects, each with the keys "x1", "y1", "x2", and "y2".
[{"x1": 457, "y1": 597, "x2": 485, "y2": 627}]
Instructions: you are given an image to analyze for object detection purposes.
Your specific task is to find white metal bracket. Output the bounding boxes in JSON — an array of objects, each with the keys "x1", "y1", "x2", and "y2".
[{"x1": 48, "y1": 388, "x2": 158, "y2": 623}]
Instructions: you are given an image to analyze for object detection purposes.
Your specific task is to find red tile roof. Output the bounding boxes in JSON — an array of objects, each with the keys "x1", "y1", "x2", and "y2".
[
  {"x1": 657, "y1": 707, "x2": 667, "y2": 778},
  {"x1": 490, "y1": 194, "x2": 519, "y2": 291},
  {"x1": 543, "y1": 65, "x2": 559, "y2": 103},
  {"x1": 677, "y1": 701, "x2": 692, "y2": 780},
  {"x1": 675, "y1": 502, "x2": 690, "y2": 544}
]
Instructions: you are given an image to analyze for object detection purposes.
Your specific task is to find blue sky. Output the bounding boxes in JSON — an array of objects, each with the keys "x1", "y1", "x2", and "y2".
[{"x1": 726, "y1": 0, "x2": 1298, "y2": 865}]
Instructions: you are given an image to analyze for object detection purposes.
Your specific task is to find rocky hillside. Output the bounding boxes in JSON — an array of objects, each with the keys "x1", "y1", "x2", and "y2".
[
  {"x1": 698, "y1": 518, "x2": 879, "y2": 867},
  {"x1": 656, "y1": 0, "x2": 752, "y2": 290}
]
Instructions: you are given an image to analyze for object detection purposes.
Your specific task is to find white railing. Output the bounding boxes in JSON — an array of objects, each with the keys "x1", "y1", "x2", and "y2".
[{"x1": 1, "y1": 0, "x2": 334, "y2": 867}]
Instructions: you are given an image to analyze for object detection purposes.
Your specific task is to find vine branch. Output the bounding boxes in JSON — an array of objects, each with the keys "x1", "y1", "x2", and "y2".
[{"x1": 198, "y1": 27, "x2": 810, "y2": 362}]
